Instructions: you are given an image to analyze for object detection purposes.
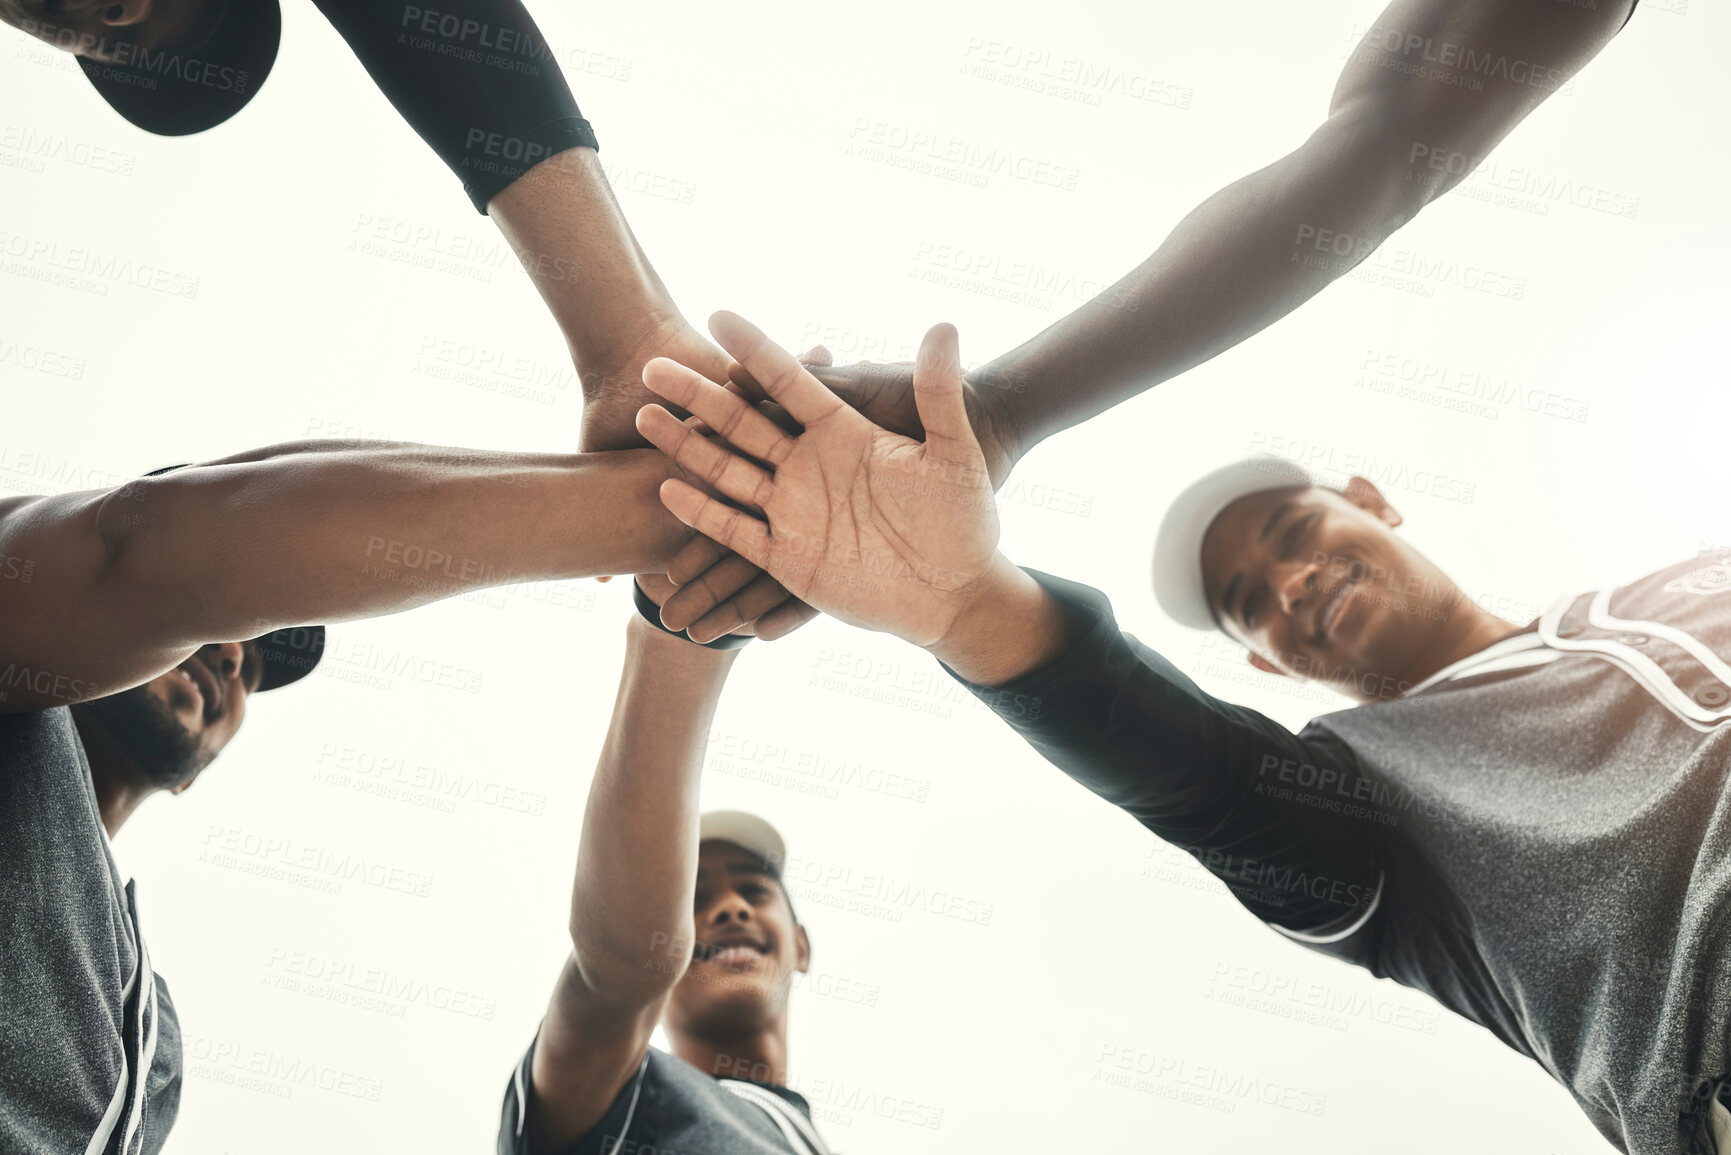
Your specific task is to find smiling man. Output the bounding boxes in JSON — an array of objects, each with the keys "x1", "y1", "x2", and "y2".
[
  {"x1": 498, "y1": 577, "x2": 830, "y2": 1155},
  {"x1": 0, "y1": 435, "x2": 775, "y2": 1155},
  {"x1": 633, "y1": 313, "x2": 1731, "y2": 1155},
  {"x1": 0, "y1": 631, "x2": 313, "y2": 1155}
]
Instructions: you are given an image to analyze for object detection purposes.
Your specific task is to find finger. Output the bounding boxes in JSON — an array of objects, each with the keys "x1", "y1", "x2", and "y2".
[
  {"x1": 726, "y1": 360, "x2": 770, "y2": 404},
  {"x1": 800, "y1": 345, "x2": 833, "y2": 368},
  {"x1": 708, "y1": 311, "x2": 848, "y2": 430},
  {"x1": 684, "y1": 573, "x2": 795, "y2": 644},
  {"x1": 755, "y1": 399, "x2": 801, "y2": 436},
  {"x1": 658, "y1": 479, "x2": 773, "y2": 570},
  {"x1": 754, "y1": 599, "x2": 822, "y2": 641},
  {"x1": 633, "y1": 572, "x2": 679, "y2": 610},
  {"x1": 638, "y1": 404, "x2": 778, "y2": 511},
  {"x1": 643, "y1": 358, "x2": 795, "y2": 465},
  {"x1": 911, "y1": 323, "x2": 978, "y2": 464},
  {"x1": 667, "y1": 534, "x2": 729, "y2": 587},
  {"x1": 660, "y1": 551, "x2": 764, "y2": 633}
]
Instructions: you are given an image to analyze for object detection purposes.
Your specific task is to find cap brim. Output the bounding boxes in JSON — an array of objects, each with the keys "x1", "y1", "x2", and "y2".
[
  {"x1": 699, "y1": 811, "x2": 788, "y2": 874},
  {"x1": 78, "y1": 0, "x2": 280, "y2": 137},
  {"x1": 253, "y1": 625, "x2": 324, "y2": 693},
  {"x1": 1151, "y1": 456, "x2": 1318, "y2": 630}
]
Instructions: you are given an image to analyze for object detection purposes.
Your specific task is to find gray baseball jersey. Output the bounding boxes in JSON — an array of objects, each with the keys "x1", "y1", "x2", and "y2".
[
  {"x1": 949, "y1": 554, "x2": 1731, "y2": 1154},
  {"x1": 0, "y1": 707, "x2": 181, "y2": 1155}
]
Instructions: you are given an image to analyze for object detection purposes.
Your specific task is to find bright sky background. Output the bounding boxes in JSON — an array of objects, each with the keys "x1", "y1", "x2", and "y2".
[{"x1": 3, "y1": 1, "x2": 1727, "y2": 1152}]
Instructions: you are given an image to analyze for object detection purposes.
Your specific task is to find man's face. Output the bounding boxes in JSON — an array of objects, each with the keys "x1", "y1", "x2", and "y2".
[
  {"x1": 668, "y1": 841, "x2": 810, "y2": 1037},
  {"x1": 75, "y1": 639, "x2": 262, "y2": 792},
  {"x1": 1199, "y1": 480, "x2": 1465, "y2": 700},
  {"x1": 2, "y1": 0, "x2": 215, "y2": 62}
]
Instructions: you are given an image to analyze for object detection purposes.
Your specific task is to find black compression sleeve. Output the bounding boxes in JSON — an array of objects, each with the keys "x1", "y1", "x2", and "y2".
[
  {"x1": 943, "y1": 569, "x2": 1384, "y2": 938},
  {"x1": 313, "y1": 0, "x2": 598, "y2": 213}
]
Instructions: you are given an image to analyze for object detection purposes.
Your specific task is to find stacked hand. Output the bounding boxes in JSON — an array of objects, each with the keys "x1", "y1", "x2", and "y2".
[
  {"x1": 580, "y1": 314, "x2": 815, "y2": 641},
  {"x1": 634, "y1": 312, "x2": 1020, "y2": 651}
]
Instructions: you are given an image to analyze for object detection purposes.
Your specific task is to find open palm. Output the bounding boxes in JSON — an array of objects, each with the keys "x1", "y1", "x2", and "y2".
[{"x1": 635, "y1": 312, "x2": 999, "y2": 647}]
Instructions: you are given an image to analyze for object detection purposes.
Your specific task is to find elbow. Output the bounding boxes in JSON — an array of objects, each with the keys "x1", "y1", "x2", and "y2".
[
  {"x1": 569, "y1": 929, "x2": 683, "y2": 1007},
  {"x1": 91, "y1": 475, "x2": 207, "y2": 628},
  {"x1": 1309, "y1": 103, "x2": 1439, "y2": 246}
]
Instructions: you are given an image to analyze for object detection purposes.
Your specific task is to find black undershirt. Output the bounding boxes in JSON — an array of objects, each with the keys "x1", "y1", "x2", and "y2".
[{"x1": 312, "y1": 0, "x2": 598, "y2": 212}]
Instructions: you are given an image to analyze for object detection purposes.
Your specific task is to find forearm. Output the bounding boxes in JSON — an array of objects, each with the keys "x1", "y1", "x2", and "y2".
[
  {"x1": 928, "y1": 554, "x2": 1090, "y2": 686},
  {"x1": 489, "y1": 148, "x2": 680, "y2": 390},
  {"x1": 937, "y1": 567, "x2": 1381, "y2": 935},
  {"x1": 99, "y1": 443, "x2": 690, "y2": 645},
  {"x1": 567, "y1": 618, "x2": 740, "y2": 996},
  {"x1": 978, "y1": 106, "x2": 1418, "y2": 455}
]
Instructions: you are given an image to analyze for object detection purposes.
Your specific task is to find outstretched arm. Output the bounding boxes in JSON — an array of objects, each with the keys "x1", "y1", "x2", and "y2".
[
  {"x1": 0, "y1": 443, "x2": 695, "y2": 711},
  {"x1": 637, "y1": 314, "x2": 1382, "y2": 943},
  {"x1": 806, "y1": 0, "x2": 1638, "y2": 475},
  {"x1": 310, "y1": 0, "x2": 734, "y2": 451},
  {"x1": 525, "y1": 583, "x2": 741, "y2": 1151}
]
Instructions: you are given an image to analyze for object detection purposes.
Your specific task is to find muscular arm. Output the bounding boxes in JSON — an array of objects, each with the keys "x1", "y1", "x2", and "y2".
[
  {"x1": 0, "y1": 443, "x2": 690, "y2": 711},
  {"x1": 526, "y1": 612, "x2": 740, "y2": 1151},
  {"x1": 817, "y1": 0, "x2": 1638, "y2": 473},
  {"x1": 313, "y1": 0, "x2": 733, "y2": 450},
  {"x1": 934, "y1": 565, "x2": 1384, "y2": 944}
]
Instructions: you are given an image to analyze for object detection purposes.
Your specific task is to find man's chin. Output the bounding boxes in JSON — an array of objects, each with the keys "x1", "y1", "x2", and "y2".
[{"x1": 73, "y1": 685, "x2": 208, "y2": 790}]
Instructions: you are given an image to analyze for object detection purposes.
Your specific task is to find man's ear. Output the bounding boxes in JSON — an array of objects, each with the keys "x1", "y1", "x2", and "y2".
[
  {"x1": 793, "y1": 924, "x2": 812, "y2": 975},
  {"x1": 1248, "y1": 653, "x2": 1287, "y2": 677},
  {"x1": 1342, "y1": 476, "x2": 1402, "y2": 528}
]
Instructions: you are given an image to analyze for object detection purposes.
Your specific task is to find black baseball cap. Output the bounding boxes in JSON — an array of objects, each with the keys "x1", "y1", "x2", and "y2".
[
  {"x1": 144, "y1": 464, "x2": 324, "y2": 692},
  {"x1": 75, "y1": 0, "x2": 281, "y2": 137}
]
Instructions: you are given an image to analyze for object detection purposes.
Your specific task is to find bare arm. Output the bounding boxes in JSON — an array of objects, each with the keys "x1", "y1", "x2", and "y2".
[
  {"x1": 527, "y1": 602, "x2": 740, "y2": 1150},
  {"x1": 488, "y1": 148, "x2": 736, "y2": 452},
  {"x1": 0, "y1": 443, "x2": 690, "y2": 711},
  {"x1": 810, "y1": 0, "x2": 1637, "y2": 473}
]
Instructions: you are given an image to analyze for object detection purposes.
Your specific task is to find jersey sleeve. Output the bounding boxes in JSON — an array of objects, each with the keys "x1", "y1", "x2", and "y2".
[
  {"x1": 312, "y1": 0, "x2": 599, "y2": 212},
  {"x1": 945, "y1": 569, "x2": 1385, "y2": 945}
]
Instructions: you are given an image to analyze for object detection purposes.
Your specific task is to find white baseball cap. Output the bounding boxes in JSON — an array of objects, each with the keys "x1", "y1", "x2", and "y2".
[
  {"x1": 1152, "y1": 456, "x2": 1319, "y2": 630},
  {"x1": 699, "y1": 811, "x2": 787, "y2": 873}
]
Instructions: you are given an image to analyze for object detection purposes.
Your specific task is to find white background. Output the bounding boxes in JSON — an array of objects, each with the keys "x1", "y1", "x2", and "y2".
[{"x1": 2, "y1": 0, "x2": 1726, "y2": 1152}]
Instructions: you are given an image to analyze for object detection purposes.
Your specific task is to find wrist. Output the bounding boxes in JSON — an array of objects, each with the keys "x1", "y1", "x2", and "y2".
[
  {"x1": 962, "y1": 366, "x2": 1028, "y2": 488},
  {"x1": 625, "y1": 612, "x2": 743, "y2": 666},
  {"x1": 927, "y1": 555, "x2": 1076, "y2": 685}
]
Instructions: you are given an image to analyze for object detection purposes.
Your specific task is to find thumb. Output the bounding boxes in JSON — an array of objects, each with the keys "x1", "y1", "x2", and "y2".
[{"x1": 911, "y1": 323, "x2": 978, "y2": 464}]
